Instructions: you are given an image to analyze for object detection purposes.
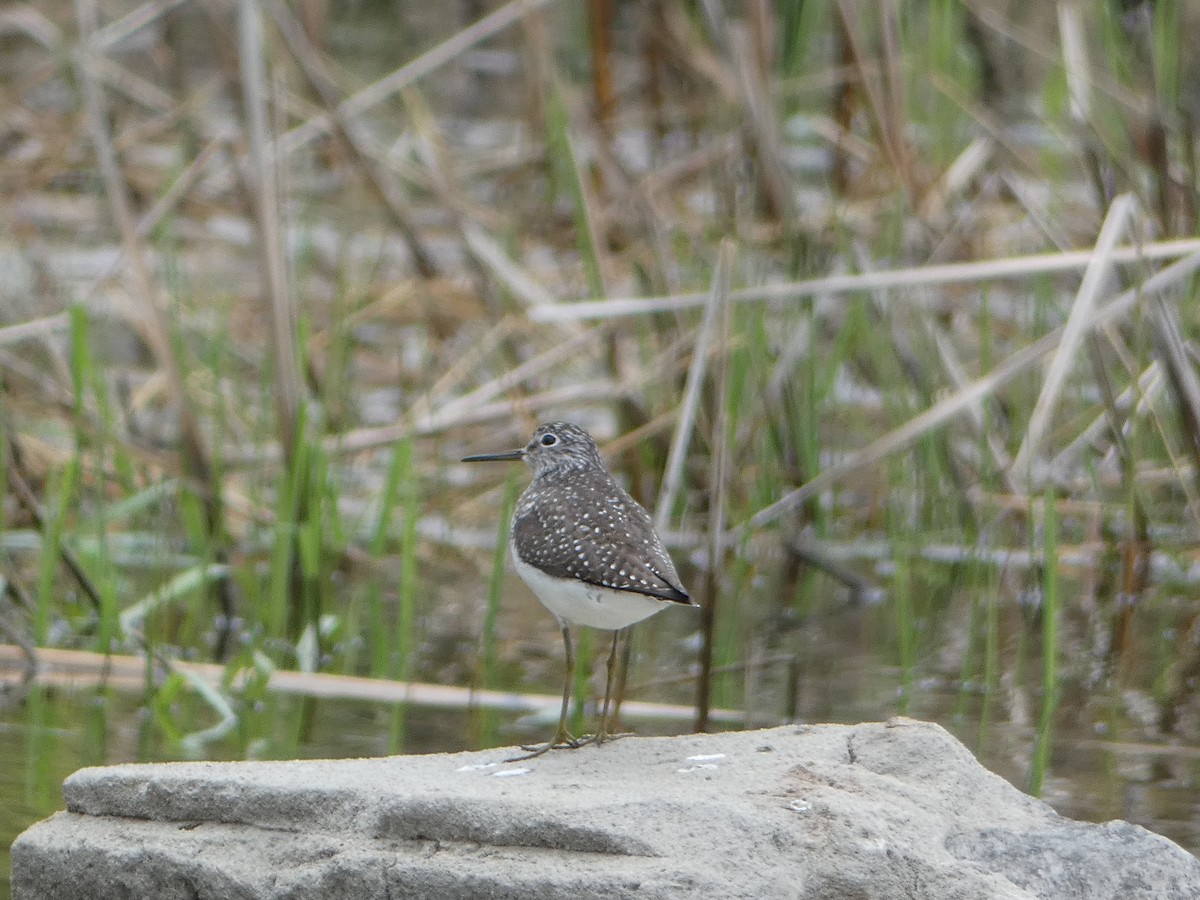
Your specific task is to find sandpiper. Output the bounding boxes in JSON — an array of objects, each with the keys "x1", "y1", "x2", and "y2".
[{"x1": 463, "y1": 421, "x2": 696, "y2": 759}]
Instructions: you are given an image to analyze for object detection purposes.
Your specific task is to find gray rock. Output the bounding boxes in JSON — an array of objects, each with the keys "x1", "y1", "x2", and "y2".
[{"x1": 11, "y1": 718, "x2": 1200, "y2": 899}]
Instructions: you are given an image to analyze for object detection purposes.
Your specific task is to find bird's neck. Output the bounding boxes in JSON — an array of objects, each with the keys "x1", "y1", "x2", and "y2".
[{"x1": 533, "y1": 459, "x2": 601, "y2": 480}]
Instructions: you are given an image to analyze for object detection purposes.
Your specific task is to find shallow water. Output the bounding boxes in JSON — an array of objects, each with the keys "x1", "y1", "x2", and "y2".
[{"x1": 5, "y1": 566, "x2": 1200, "y2": 899}]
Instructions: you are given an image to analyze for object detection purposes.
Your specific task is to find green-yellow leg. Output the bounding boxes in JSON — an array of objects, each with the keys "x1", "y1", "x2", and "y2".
[
  {"x1": 508, "y1": 623, "x2": 583, "y2": 762},
  {"x1": 595, "y1": 627, "x2": 634, "y2": 745},
  {"x1": 574, "y1": 627, "x2": 633, "y2": 749}
]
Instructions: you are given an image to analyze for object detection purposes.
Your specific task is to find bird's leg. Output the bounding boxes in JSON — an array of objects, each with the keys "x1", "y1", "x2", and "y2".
[
  {"x1": 508, "y1": 623, "x2": 582, "y2": 761},
  {"x1": 612, "y1": 622, "x2": 634, "y2": 724},
  {"x1": 596, "y1": 628, "x2": 621, "y2": 744},
  {"x1": 572, "y1": 629, "x2": 615, "y2": 749},
  {"x1": 596, "y1": 627, "x2": 635, "y2": 744},
  {"x1": 573, "y1": 624, "x2": 638, "y2": 748},
  {"x1": 555, "y1": 622, "x2": 579, "y2": 743}
]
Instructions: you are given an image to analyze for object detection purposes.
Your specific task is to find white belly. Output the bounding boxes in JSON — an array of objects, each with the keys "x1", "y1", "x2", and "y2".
[{"x1": 511, "y1": 546, "x2": 669, "y2": 630}]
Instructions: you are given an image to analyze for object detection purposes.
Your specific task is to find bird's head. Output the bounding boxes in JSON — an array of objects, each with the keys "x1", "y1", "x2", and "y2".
[{"x1": 462, "y1": 421, "x2": 603, "y2": 477}]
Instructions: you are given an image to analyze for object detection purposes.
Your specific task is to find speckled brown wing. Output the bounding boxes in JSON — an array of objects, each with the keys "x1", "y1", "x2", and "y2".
[{"x1": 510, "y1": 469, "x2": 691, "y2": 604}]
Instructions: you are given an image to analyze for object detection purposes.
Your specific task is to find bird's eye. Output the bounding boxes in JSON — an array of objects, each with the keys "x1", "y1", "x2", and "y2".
[{"x1": 540, "y1": 433, "x2": 558, "y2": 446}]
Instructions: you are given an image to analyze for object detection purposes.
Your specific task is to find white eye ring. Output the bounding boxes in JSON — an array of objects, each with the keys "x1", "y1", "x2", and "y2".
[{"x1": 540, "y1": 433, "x2": 558, "y2": 446}]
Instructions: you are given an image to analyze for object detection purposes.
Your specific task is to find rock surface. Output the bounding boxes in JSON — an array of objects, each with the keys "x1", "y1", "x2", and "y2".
[{"x1": 11, "y1": 718, "x2": 1200, "y2": 899}]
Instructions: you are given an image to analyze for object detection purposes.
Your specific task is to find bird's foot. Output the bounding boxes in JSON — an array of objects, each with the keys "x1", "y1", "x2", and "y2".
[
  {"x1": 575, "y1": 725, "x2": 634, "y2": 748},
  {"x1": 506, "y1": 729, "x2": 585, "y2": 762},
  {"x1": 593, "y1": 727, "x2": 634, "y2": 747}
]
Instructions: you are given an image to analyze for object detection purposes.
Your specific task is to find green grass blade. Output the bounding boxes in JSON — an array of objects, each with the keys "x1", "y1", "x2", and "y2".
[{"x1": 1030, "y1": 490, "x2": 1060, "y2": 795}]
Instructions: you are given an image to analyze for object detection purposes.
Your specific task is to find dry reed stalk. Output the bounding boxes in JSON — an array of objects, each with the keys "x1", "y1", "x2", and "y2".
[
  {"x1": 400, "y1": 86, "x2": 503, "y2": 307},
  {"x1": 1049, "y1": 363, "x2": 1162, "y2": 476},
  {"x1": 408, "y1": 318, "x2": 525, "y2": 422},
  {"x1": 733, "y1": 248, "x2": 1200, "y2": 538},
  {"x1": 276, "y1": 0, "x2": 562, "y2": 159},
  {"x1": 877, "y1": 0, "x2": 912, "y2": 185},
  {"x1": 266, "y1": 0, "x2": 440, "y2": 279},
  {"x1": 0, "y1": 644, "x2": 741, "y2": 723},
  {"x1": 1057, "y1": 3, "x2": 1091, "y2": 125},
  {"x1": 560, "y1": 103, "x2": 610, "y2": 296},
  {"x1": 0, "y1": 6, "x2": 60, "y2": 48},
  {"x1": 1182, "y1": 115, "x2": 1199, "y2": 234},
  {"x1": 928, "y1": 74, "x2": 1041, "y2": 175},
  {"x1": 0, "y1": 600, "x2": 38, "y2": 674},
  {"x1": 1011, "y1": 193, "x2": 1135, "y2": 484},
  {"x1": 320, "y1": 380, "x2": 628, "y2": 457},
  {"x1": 90, "y1": 53, "x2": 173, "y2": 111},
  {"x1": 74, "y1": 0, "x2": 234, "y2": 651},
  {"x1": 587, "y1": 0, "x2": 615, "y2": 124},
  {"x1": 1057, "y1": 2, "x2": 1113, "y2": 215},
  {"x1": 92, "y1": 0, "x2": 190, "y2": 50},
  {"x1": 461, "y1": 224, "x2": 584, "y2": 336},
  {"x1": 1149, "y1": 294, "x2": 1200, "y2": 524},
  {"x1": 745, "y1": 0, "x2": 775, "y2": 80},
  {"x1": 235, "y1": 331, "x2": 651, "y2": 474},
  {"x1": 1082, "y1": 332, "x2": 1152, "y2": 667},
  {"x1": 929, "y1": 325, "x2": 1018, "y2": 495},
  {"x1": 829, "y1": 8, "x2": 858, "y2": 194},
  {"x1": 0, "y1": 315, "x2": 70, "y2": 348},
  {"x1": 587, "y1": 123, "x2": 680, "y2": 294},
  {"x1": 654, "y1": 240, "x2": 734, "y2": 531},
  {"x1": 239, "y1": 0, "x2": 305, "y2": 461},
  {"x1": 134, "y1": 134, "x2": 228, "y2": 235},
  {"x1": 312, "y1": 0, "x2": 559, "y2": 141},
  {"x1": 814, "y1": 536, "x2": 1134, "y2": 574},
  {"x1": 420, "y1": 320, "x2": 609, "y2": 429},
  {"x1": 637, "y1": 132, "x2": 742, "y2": 198},
  {"x1": 728, "y1": 23, "x2": 795, "y2": 224},
  {"x1": 5, "y1": 439, "x2": 103, "y2": 612},
  {"x1": 530, "y1": 238, "x2": 1200, "y2": 322},
  {"x1": 45, "y1": 135, "x2": 229, "y2": 332},
  {"x1": 320, "y1": 315, "x2": 722, "y2": 463},
  {"x1": 74, "y1": 0, "x2": 208, "y2": 472},
  {"x1": 695, "y1": 240, "x2": 734, "y2": 733},
  {"x1": 601, "y1": 410, "x2": 679, "y2": 462},
  {"x1": 1084, "y1": 335, "x2": 1135, "y2": 478},
  {"x1": 657, "y1": 1, "x2": 738, "y2": 100},
  {"x1": 965, "y1": 0, "x2": 1144, "y2": 112},
  {"x1": 918, "y1": 137, "x2": 994, "y2": 222},
  {"x1": 834, "y1": 0, "x2": 914, "y2": 194}
]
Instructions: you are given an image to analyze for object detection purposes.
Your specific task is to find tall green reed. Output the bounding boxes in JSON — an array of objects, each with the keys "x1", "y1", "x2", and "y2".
[
  {"x1": 388, "y1": 436, "x2": 420, "y2": 752},
  {"x1": 1029, "y1": 489, "x2": 1060, "y2": 795},
  {"x1": 475, "y1": 471, "x2": 521, "y2": 746},
  {"x1": 361, "y1": 437, "x2": 412, "y2": 677}
]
